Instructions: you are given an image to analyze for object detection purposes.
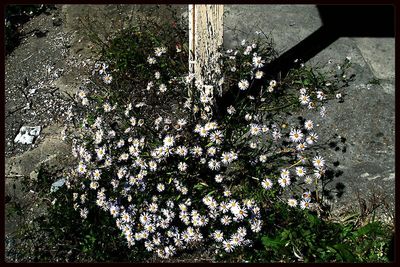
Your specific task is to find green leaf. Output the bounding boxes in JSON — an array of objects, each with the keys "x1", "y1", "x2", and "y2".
[
  {"x1": 307, "y1": 213, "x2": 320, "y2": 227},
  {"x1": 207, "y1": 190, "x2": 216, "y2": 196},
  {"x1": 261, "y1": 236, "x2": 285, "y2": 250},
  {"x1": 353, "y1": 222, "x2": 381, "y2": 239},
  {"x1": 331, "y1": 244, "x2": 357, "y2": 262}
]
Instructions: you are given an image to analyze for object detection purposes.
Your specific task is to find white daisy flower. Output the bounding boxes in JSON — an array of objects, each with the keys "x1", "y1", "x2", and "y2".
[
  {"x1": 77, "y1": 162, "x2": 87, "y2": 174},
  {"x1": 95, "y1": 146, "x2": 106, "y2": 160},
  {"x1": 157, "y1": 183, "x2": 165, "y2": 192},
  {"x1": 272, "y1": 129, "x2": 282, "y2": 140},
  {"x1": 238, "y1": 79, "x2": 250, "y2": 90},
  {"x1": 163, "y1": 135, "x2": 175, "y2": 147},
  {"x1": 207, "y1": 147, "x2": 217, "y2": 156},
  {"x1": 221, "y1": 152, "x2": 233, "y2": 165},
  {"x1": 261, "y1": 178, "x2": 273, "y2": 190},
  {"x1": 259, "y1": 154, "x2": 267, "y2": 163},
  {"x1": 227, "y1": 105, "x2": 236, "y2": 115},
  {"x1": 89, "y1": 181, "x2": 99, "y2": 190},
  {"x1": 92, "y1": 169, "x2": 101, "y2": 180},
  {"x1": 244, "y1": 113, "x2": 252, "y2": 121},
  {"x1": 103, "y1": 102, "x2": 112, "y2": 112},
  {"x1": 147, "y1": 56, "x2": 156, "y2": 64},
  {"x1": 219, "y1": 201, "x2": 229, "y2": 213},
  {"x1": 299, "y1": 94, "x2": 310, "y2": 105},
  {"x1": 244, "y1": 45, "x2": 252, "y2": 55},
  {"x1": 250, "y1": 123, "x2": 261, "y2": 136},
  {"x1": 278, "y1": 177, "x2": 291, "y2": 188},
  {"x1": 193, "y1": 124, "x2": 202, "y2": 133},
  {"x1": 103, "y1": 74, "x2": 113, "y2": 84},
  {"x1": 254, "y1": 70, "x2": 263, "y2": 79},
  {"x1": 139, "y1": 212, "x2": 151, "y2": 225},
  {"x1": 295, "y1": 166, "x2": 306, "y2": 177},
  {"x1": 210, "y1": 130, "x2": 224, "y2": 144},
  {"x1": 209, "y1": 200, "x2": 218, "y2": 210},
  {"x1": 287, "y1": 198, "x2": 298, "y2": 207},
  {"x1": 249, "y1": 142, "x2": 257, "y2": 149},
  {"x1": 223, "y1": 190, "x2": 232, "y2": 197},
  {"x1": 289, "y1": 128, "x2": 304, "y2": 143},
  {"x1": 149, "y1": 203, "x2": 158, "y2": 213},
  {"x1": 250, "y1": 219, "x2": 262, "y2": 233},
  {"x1": 213, "y1": 230, "x2": 224, "y2": 242},
  {"x1": 159, "y1": 84, "x2": 167, "y2": 93},
  {"x1": 146, "y1": 81, "x2": 154, "y2": 91},
  {"x1": 300, "y1": 200, "x2": 311, "y2": 210},
  {"x1": 312, "y1": 155, "x2": 325, "y2": 169},
  {"x1": 296, "y1": 142, "x2": 307, "y2": 151},
  {"x1": 177, "y1": 118, "x2": 187, "y2": 126},
  {"x1": 191, "y1": 146, "x2": 203, "y2": 157},
  {"x1": 119, "y1": 153, "x2": 129, "y2": 161},
  {"x1": 178, "y1": 162, "x2": 188, "y2": 172},
  {"x1": 221, "y1": 215, "x2": 232, "y2": 226},
  {"x1": 77, "y1": 90, "x2": 86, "y2": 99},
  {"x1": 154, "y1": 46, "x2": 167, "y2": 56},
  {"x1": 175, "y1": 146, "x2": 188, "y2": 157},
  {"x1": 129, "y1": 145, "x2": 139, "y2": 156},
  {"x1": 223, "y1": 240, "x2": 235, "y2": 252},
  {"x1": 208, "y1": 159, "x2": 221, "y2": 171},
  {"x1": 280, "y1": 169, "x2": 290, "y2": 179},
  {"x1": 207, "y1": 121, "x2": 219, "y2": 131},
  {"x1": 230, "y1": 151, "x2": 238, "y2": 161},
  {"x1": 110, "y1": 205, "x2": 120, "y2": 218},
  {"x1": 81, "y1": 97, "x2": 89, "y2": 106},
  {"x1": 198, "y1": 127, "x2": 209, "y2": 137},
  {"x1": 232, "y1": 206, "x2": 248, "y2": 220},
  {"x1": 215, "y1": 174, "x2": 224, "y2": 183},
  {"x1": 252, "y1": 56, "x2": 265, "y2": 68},
  {"x1": 304, "y1": 120, "x2": 314, "y2": 130},
  {"x1": 80, "y1": 208, "x2": 88, "y2": 219},
  {"x1": 304, "y1": 175, "x2": 313, "y2": 185},
  {"x1": 144, "y1": 241, "x2": 154, "y2": 251},
  {"x1": 306, "y1": 132, "x2": 319, "y2": 145},
  {"x1": 316, "y1": 90, "x2": 326, "y2": 100}
]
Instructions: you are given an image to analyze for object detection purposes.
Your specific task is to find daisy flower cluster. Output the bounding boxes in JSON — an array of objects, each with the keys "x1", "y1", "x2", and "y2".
[
  {"x1": 67, "y1": 94, "x2": 266, "y2": 258},
  {"x1": 93, "y1": 61, "x2": 113, "y2": 84},
  {"x1": 64, "y1": 31, "x2": 347, "y2": 260},
  {"x1": 218, "y1": 34, "x2": 277, "y2": 95}
]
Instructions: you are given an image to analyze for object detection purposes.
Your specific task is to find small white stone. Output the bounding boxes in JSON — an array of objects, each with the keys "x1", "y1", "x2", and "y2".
[{"x1": 14, "y1": 126, "x2": 41, "y2": 144}]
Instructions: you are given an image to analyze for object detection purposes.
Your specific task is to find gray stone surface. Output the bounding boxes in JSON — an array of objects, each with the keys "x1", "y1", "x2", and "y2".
[
  {"x1": 224, "y1": 5, "x2": 322, "y2": 54},
  {"x1": 223, "y1": 4, "x2": 395, "y2": 215}
]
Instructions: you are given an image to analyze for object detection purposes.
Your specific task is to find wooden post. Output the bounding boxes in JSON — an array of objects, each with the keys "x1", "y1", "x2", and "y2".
[{"x1": 188, "y1": 4, "x2": 224, "y2": 117}]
